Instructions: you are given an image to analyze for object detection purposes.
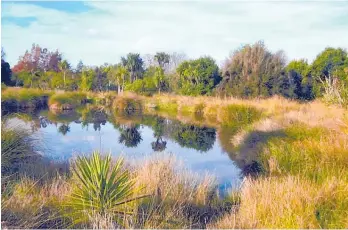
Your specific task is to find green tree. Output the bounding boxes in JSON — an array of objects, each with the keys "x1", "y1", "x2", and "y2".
[
  {"x1": 311, "y1": 47, "x2": 348, "y2": 97},
  {"x1": 125, "y1": 77, "x2": 157, "y2": 96},
  {"x1": 46, "y1": 71, "x2": 64, "y2": 89},
  {"x1": 176, "y1": 57, "x2": 221, "y2": 96},
  {"x1": 58, "y1": 60, "x2": 70, "y2": 88},
  {"x1": 93, "y1": 65, "x2": 109, "y2": 92},
  {"x1": 285, "y1": 59, "x2": 313, "y2": 100},
  {"x1": 121, "y1": 53, "x2": 144, "y2": 82},
  {"x1": 80, "y1": 68, "x2": 95, "y2": 91},
  {"x1": 1, "y1": 48, "x2": 12, "y2": 85},
  {"x1": 154, "y1": 66, "x2": 166, "y2": 94},
  {"x1": 217, "y1": 41, "x2": 285, "y2": 98},
  {"x1": 75, "y1": 60, "x2": 84, "y2": 73},
  {"x1": 154, "y1": 52, "x2": 170, "y2": 70},
  {"x1": 16, "y1": 71, "x2": 41, "y2": 88},
  {"x1": 107, "y1": 64, "x2": 129, "y2": 94}
]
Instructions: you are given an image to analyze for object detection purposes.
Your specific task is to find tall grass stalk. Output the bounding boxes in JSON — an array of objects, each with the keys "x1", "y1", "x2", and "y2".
[{"x1": 1, "y1": 122, "x2": 37, "y2": 174}]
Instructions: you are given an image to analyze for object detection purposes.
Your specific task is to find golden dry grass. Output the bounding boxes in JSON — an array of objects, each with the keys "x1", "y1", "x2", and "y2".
[
  {"x1": 209, "y1": 176, "x2": 348, "y2": 229},
  {"x1": 127, "y1": 93, "x2": 347, "y2": 136},
  {"x1": 130, "y1": 153, "x2": 216, "y2": 206},
  {"x1": 2, "y1": 153, "x2": 219, "y2": 229},
  {"x1": 3, "y1": 90, "x2": 348, "y2": 229}
]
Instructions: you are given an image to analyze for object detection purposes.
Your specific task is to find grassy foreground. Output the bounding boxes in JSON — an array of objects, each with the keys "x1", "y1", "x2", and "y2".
[
  {"x1": 1, "y1": 134, "x2": 232, "y2": 228},
  {"x1": 125, "y1": 93, "x2": 348, "y2": 228},
  {"x1": 1, "y1": 88, "x2": 348, "y2": 228}
]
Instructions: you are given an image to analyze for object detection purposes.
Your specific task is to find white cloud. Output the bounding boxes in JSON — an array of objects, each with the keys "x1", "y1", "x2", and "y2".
[{"x1": 2, "y1": 1, "x2": 348, "y2": 67}]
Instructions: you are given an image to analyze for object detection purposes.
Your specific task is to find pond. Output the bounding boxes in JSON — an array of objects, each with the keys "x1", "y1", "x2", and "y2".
[{"x1": 3, "y1": 106, "x2": 261, "y2": 191}]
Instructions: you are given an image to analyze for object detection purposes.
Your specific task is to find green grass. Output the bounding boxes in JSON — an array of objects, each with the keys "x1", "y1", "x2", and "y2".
[
  {"x1": 48, "y1": 92, "x2": 88, "y2": 109},
  {"x1": 154, "y1": 100, "x2": 178, "y2": 115},
  {"x1": 2, "y1": 88, "x2": 52, "y2": 102},
  {"x1": 219, "y1": 104, "x2": 262, "y2": 128},
  {"x1": 260, "y1": 124, "x2": 348, "y2": 183},
  {"x1": 210, "y1": 122, "x2": 348, "y2": 228},
  {"x1": 1, "y1": 88, "x2": 52, "y2": 109}
]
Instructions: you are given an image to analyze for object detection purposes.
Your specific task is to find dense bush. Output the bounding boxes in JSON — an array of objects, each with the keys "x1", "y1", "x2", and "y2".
[
  {"x1": 4, "y1": 43, "x2": 348, "y2": 106},
  {"x1": 176, "y1": 57, "x2": 221, "y2": 96}
]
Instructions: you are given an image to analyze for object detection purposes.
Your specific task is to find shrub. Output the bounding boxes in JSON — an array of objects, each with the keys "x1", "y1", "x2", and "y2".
[
  {"x1": 63, "y1": 152, "x2": 148, "y2": 227},
  {"x1": 125, "y1": 78, "x2": 157, "y2": 96}
]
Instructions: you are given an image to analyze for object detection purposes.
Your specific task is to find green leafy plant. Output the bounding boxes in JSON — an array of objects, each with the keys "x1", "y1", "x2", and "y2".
[{"x1": 64, "y1": 152, "x2": 148, "y2": 227}]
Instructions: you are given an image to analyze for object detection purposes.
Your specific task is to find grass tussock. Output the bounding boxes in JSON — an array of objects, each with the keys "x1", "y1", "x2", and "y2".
[
  {"x1": 218, "y1": 119, "x2": 348, "y2": 228},
  {"x1": 113, "y1": 95, "x2": 142, "y2": 114},
  {"x1": 94, "y1": 91, "x2": 117, "y2": 106},
  {"x1": 1, "y1": 176, "x2": 72, "y2": 229},
  {"x1": 260, "y1": 124, "x2": 348, "y2": 182},
  {"x1": 132, "y1": 153, "x2": 216, "y2": 207},
  {"x1": 218, "y1": 104, "x2": 262, "y2": 128},
  {"x1": 48, "y1": 92, "x2": 88, "y2": 110},
  {"x1": 2, "y1": 152, "x2": 231, "y2": 229},
  {"x1": 210, "y1": 176, "x2": 348, "y2": 229},
  {"x1": 1, "y1": 122, "x2": 38, "y2": 175}
]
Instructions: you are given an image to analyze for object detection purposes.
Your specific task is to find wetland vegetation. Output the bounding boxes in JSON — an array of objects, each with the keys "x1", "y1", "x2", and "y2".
[{"x1": 1, "y1": 41, "x2": 348, "y2": 228}]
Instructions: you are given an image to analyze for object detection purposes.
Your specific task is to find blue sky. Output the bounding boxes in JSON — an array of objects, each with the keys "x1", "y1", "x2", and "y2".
[{"x1": 2, "y1": 1, "x2": 348, "y2": 67}]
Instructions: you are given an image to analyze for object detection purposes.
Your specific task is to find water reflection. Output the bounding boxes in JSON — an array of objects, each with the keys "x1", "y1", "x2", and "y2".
[
  {"x1": 118, "y1": 125, "x2": 142, "y2": 148},
  {"x1": 3, "y1": 107, "x2": 227, "y2": 155},
  {"x1": 2, "y1": 105, "x2": 263, "y2": 187},
  {"x1": 169, "y1": 122, "x2": 216, "y2": 152},
  {"x1": 151, "y1": 117, "x2": 167, "y2": 152},
  {"x1": 58, "y1": 124, "x2": 70, "y2": 135}
]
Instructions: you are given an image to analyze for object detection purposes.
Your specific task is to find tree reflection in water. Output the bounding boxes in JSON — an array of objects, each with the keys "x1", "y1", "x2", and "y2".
[
  {"x1": 119, "y1": 125, "x2": 142, "y2": 148},
  {"x1": 170, "y1": 121, "x2": 216, "y2": 152},
  {"x1": 58, "y1": 124, "x2": 70, "y2": 135},
  {"x1": 39, "y1": 116, "x2": 51, "y2": 128},
  {"x1": 151, "y1": 117, "x2": 167, "y2": 152},
  {"x1": 151, "y1": 137, "x2": 167, "y2": 152}
]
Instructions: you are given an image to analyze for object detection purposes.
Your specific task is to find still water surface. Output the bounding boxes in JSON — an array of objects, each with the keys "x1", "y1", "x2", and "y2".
[{"x1": 5, "y1": 107, "x2": 253, "y2": 190}]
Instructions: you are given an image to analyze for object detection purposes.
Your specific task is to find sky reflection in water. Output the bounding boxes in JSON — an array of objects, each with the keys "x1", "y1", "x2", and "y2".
[{"x1": 6, "y1": 109, "x2": 246, "y2": 190}]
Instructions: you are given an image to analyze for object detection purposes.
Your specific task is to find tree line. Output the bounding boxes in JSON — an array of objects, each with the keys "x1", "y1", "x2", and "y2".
[{"x1": 2, "y1": 41, "x2": 348, "y2": 103}]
